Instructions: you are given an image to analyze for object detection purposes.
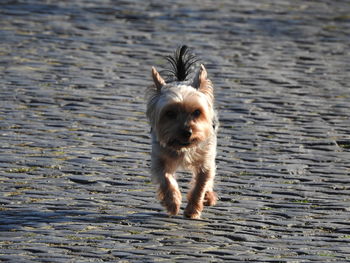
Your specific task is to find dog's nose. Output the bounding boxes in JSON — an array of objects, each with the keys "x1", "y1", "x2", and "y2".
[{"x1": 182, "y1": 129, "x2": 192, "y2": 139}]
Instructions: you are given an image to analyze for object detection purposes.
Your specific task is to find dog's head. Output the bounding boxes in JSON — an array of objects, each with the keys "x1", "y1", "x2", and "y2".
[{"x1": 147, "y1": 65, "x2": 215, "y2": 151}]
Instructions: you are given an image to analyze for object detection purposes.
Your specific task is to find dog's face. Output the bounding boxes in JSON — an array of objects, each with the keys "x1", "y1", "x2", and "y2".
[
  {"x1": 156, "y1": 86, "x2": 214, "y2": 150},
  {"x1": 147, "y1": 65, "x2": 215, "y2": 151}
]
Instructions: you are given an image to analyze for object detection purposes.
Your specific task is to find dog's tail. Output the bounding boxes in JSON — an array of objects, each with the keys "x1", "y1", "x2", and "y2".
[{"x1": 163, "y1": 45, "x2": 198, "y2": 82}]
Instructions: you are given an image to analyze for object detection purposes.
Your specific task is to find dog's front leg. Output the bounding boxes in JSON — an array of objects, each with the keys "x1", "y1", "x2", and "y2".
[
  {"x1": 157, "y1": 171, "x2": 182, "y2": 216},
  {"x1": 151, "y1": 148, "x2": 182, "y2": 216},
  {"x1": 185, "y1": 165, "x2": 216, "y2": 219}
]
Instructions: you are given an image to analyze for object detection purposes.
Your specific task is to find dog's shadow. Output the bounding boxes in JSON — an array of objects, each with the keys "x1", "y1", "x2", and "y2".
[{"x1": 0, "y1": 206, "x2": 212, "y2": 232}]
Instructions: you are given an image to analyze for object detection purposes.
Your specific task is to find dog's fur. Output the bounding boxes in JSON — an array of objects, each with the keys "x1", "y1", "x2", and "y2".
[{"x1": 146, "y1": 46, "x2": 218, "y2": 219}]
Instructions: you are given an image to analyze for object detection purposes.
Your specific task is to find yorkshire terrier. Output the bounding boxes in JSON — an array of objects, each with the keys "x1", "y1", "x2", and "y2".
[{"x1": 146, "y1": 46, "x2": 218, "y2": 219}]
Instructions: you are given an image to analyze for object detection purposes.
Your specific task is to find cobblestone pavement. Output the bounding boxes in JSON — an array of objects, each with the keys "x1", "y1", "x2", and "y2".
[{"x1": 1, "y1": 0, "x2": 350, "y2": 262}]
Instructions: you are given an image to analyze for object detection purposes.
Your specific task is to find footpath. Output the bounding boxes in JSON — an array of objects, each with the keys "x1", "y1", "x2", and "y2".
[{"x1": 1, "y1": 0, "x2": 350, "y2": 262}]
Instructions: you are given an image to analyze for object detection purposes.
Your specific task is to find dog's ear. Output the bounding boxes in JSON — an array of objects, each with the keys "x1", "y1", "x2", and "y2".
[
  {"x1": 152, "y1": 66, "x2": 166, "y2": 91},
  {"x1": 193, "y1": 64, "x2": 214, "y2": 100},
  {"x1": 192, "y1": 64, "x2": 208, "y2": 90}
]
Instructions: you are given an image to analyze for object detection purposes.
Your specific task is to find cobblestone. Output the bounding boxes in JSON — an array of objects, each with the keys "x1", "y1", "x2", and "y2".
[{"x1": 1, "y1": 0, "x2": 350, "y2": 262}]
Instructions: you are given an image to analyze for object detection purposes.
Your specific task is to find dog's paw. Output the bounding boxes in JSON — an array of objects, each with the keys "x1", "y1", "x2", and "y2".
[
  {"x1": 203, "y1": 191, "x2": 217, "y2": 206},
  {"x1": 184, "y1": 202, "x2": 203, "y2": 219},
  {"x1": 184, "y1": 210, "x2": 201, "y2": 219},
  {"x1": 158, "y1": 188, "x2": 182, "y2": 216},
  {"x1": 165, "y1": 201, "x2": 181, "y2": 216}
]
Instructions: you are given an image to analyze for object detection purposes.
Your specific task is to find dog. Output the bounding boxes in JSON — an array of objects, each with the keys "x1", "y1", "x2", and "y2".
[{"x1": 146, "y1": 46, "x2": 218, "y2": 219}]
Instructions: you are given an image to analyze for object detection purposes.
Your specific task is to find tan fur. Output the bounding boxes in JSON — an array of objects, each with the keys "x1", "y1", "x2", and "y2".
[{"x1": 146, "y1": 65, "x2": 218, "y2": 219}]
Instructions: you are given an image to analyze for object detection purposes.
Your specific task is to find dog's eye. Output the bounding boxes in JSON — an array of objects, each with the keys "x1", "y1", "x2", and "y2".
[
  {"x1": 165, "y1": 110, "x2": 177, "y2": 119},
  {"x1": 193, "y1": 109, "x2": 201, "y2": 118}
]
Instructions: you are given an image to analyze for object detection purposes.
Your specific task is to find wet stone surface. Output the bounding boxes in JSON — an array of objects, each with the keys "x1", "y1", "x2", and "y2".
[{"x1": 1, "y1": 0, "x2": 350, "y2": 262}]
